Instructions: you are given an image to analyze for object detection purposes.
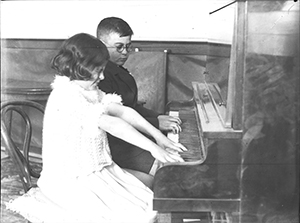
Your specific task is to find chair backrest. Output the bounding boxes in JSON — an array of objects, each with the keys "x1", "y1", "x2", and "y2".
[{"x1": 1, "y1": 100, "x2": 45, "y2": 192}]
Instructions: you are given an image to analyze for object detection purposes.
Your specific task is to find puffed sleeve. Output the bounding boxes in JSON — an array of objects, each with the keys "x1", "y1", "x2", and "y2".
[{"x1": 100, "y1": 93, "x2": 123, "y2": 114}]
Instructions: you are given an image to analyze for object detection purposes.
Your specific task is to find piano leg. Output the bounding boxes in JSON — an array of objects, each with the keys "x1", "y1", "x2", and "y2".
[
  {"x1": 211, "y1": 211, "x2": 240, "y2": 223},
  {"x1": 157, "y1": 212, "x2": 239, "y2": 223},
  {"x1": 157, "y1": 213, "x2": 171, "y2": 223},
  {"x1": 157, "y1": 212, "x2": 212, "y2": 223}
]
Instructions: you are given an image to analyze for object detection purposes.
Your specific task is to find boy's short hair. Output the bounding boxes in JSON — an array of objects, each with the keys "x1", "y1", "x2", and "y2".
[
  {"x1": 97, "y1": 17, "x2": 133, "y2": 39},
  {"x1": 52, "y1": 33, "x2": 109, "y2": 81}
]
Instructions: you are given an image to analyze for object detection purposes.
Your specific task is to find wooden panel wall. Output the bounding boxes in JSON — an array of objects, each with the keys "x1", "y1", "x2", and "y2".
[
  {"x1": 1, "y1": 39, "x2": 231, "y2": 110},
  {"x1": 1, "y1": 39, "x2": 231, "y2": 152}
]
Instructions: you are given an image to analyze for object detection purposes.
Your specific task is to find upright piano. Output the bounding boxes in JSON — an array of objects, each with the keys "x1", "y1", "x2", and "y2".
[
  {"x1": 153, "y1": 81, "x2": 243, "y2": 223},
  {"x1": 152, "y1": 1, "x2": 246, "y2": 221},
  {"x1": 153, "y1": 1, "x2": 299, "y2": 223}
]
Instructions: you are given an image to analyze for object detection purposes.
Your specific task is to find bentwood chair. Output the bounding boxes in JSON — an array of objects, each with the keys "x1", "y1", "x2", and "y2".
[{"x1": 1, "y1": 100, "x2": 45, "y2": 193}]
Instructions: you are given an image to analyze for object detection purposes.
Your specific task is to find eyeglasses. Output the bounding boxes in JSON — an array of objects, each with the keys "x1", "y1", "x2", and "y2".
[
  {"x1": 102, "y1": 40, "x2": 132, "y2": 53},
  {"x1": 114, "y1": 43, "x2": 132, "y2": 53}
]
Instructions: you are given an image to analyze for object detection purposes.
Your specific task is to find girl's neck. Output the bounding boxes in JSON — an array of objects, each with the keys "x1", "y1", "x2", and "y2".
[{"x1": 73, "y1": 80, "x2": 97, "y2": 91}]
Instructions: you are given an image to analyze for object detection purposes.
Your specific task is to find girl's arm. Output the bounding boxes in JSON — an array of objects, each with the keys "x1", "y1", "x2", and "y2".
[
  {"x1": 106, "y1": 103, "x2": 187, "y2": 154},
  {"x1": 98, "y1": 113, "x2": 184, "y2": 163}
]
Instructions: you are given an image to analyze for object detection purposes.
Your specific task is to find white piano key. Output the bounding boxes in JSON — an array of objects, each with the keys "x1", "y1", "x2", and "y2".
[{"x1": 167, "y1": 111, "x2": 179, "y2": 143}]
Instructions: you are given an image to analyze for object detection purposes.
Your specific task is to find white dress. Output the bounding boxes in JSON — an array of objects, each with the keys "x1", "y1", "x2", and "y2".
[{"x1": 7, "y1": 76, "x2": 157, "y2": 223}]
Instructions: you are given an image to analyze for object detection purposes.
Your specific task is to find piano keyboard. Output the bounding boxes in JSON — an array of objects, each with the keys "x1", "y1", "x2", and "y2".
[
  {"x1": 168, "y1": 111, "x2": 180, "y2": 143},
  {"x1": 168, "y1": 109, "x2": 207, "y2": 164}
]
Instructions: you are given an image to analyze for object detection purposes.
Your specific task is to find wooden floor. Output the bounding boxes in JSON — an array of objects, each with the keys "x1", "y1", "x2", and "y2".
[{"x1": 1, "y1": 151, "x2": 28, "y2": 223}]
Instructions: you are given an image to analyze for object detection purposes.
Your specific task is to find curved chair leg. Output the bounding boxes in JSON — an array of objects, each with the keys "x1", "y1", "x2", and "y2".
[{"x1": 1, "y1": 100, "x2": 45, "y2": 193}]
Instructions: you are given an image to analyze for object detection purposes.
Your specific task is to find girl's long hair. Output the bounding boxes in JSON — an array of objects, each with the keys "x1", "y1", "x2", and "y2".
[{"x1": 52, "y1": 33, "x2": 109, "y2": 80}]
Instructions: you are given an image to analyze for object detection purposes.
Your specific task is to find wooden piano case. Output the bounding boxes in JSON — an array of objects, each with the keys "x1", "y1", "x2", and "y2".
[{"x1": 153, "y1": 1, "x2": 299, "y2": 223}]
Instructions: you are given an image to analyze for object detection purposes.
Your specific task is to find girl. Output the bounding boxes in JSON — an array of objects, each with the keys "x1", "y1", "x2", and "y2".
[{"x1": 7, "y1": 33, "x2": 185, "y2": 223}]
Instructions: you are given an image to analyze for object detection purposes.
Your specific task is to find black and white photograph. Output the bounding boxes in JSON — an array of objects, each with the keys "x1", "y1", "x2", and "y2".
[{"x1": 1, "y1": 1, "x2": 299, "y2": 222}]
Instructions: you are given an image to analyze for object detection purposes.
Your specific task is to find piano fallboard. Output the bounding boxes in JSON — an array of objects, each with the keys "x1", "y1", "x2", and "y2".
[{"x1": 192, "y1": 82, "x2": 242, "y2": 139}]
